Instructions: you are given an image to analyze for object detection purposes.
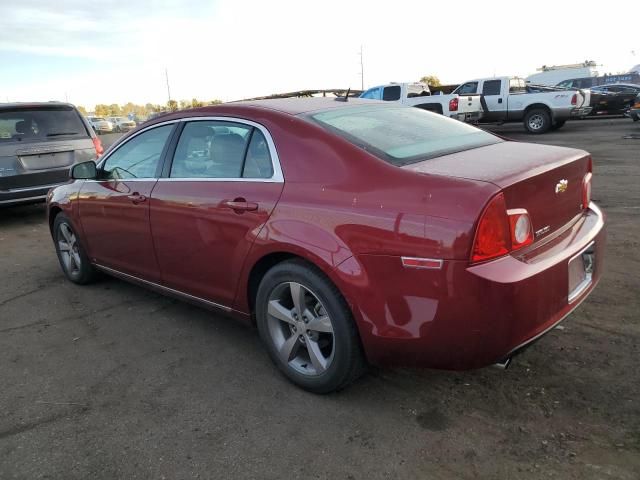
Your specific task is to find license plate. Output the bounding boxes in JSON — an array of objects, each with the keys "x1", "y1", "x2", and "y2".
[{"x1": 568, "y1": 242, "x2": 595, "y2": 303}]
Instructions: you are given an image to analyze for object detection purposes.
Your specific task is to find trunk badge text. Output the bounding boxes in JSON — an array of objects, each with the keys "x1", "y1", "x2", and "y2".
[
  {"x1": 535, "y1": 225, "x2": 551, "y2": 238},
  {"x1": 555, "y1": 179, "x2": 568, "y2": 194}
]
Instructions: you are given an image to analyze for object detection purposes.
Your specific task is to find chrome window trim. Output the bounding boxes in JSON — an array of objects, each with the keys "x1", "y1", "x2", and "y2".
[{"x1": 94, "y1": 116, "x2": 284, "y2": 184}]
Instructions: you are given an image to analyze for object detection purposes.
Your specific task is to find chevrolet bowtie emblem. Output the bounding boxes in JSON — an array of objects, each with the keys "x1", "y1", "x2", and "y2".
[{"x1": 555, "y1": 179, "x2": 568, "y2": 194}]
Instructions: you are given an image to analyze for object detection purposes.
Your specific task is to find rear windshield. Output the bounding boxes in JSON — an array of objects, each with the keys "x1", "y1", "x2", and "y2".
[
  {"x1": 0, "y1": 106, "x2": 88, "y2": 143},
  {"x1": 308, "y1": 105, "x2": 500, "y2": 166}
]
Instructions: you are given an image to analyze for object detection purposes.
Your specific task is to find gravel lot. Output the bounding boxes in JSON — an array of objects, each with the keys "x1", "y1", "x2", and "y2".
[{"x1": 1, "y1": 118, "x2": 638, "y2": 479}]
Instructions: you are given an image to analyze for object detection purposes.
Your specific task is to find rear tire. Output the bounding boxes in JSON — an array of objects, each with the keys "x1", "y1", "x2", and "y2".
[
  {"x1": 53, "y1": 213, "x2": 97, "y2": 285},
  {"x1": 255, "y1": 260, "x2": 366, "y2": 393},
  {"x1": 524, "y1": 108, "x2": 551, "y2": 134},
  {"x1": 551, "y1": 120, "x2": 566, "y2": 131}
]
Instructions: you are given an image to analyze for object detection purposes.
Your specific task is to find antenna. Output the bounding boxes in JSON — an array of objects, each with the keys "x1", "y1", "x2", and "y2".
[
  {"x1": 165, "y1": 68, "x2": 172, "y2": 106},
  {"x1": 335, "y1": 87, "x2": 350, "y2": 102},
  {"x1": 358, "y1": 45, "x2": 364, "y2": 90}
]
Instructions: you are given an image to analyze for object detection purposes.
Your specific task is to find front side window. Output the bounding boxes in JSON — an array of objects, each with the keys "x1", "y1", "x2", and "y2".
[
  {"x1": 101, "y1": 124, "x2": 173, "y2": 179},
  {"x1": 360, "y1": 87, "x2": 381, "y2": 100},
  {"x1": 309, "y1": 105, "x2": 500, "y2": 166},
  {"x1": 170, "y1": 120, "x2": 273, "y2": 179}
]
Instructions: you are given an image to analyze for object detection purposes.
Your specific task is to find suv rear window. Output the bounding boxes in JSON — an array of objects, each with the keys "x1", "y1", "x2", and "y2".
[
  {"x1": 309, "y1": 105, "x2": 500, "y2": 166},
  {"x1": 0, "y1": 106, "x2": 88, "y2": 143}
]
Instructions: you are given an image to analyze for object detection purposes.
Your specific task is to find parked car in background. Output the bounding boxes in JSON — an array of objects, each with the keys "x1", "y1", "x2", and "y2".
[
  {"x1": 0, "y1": 102, "x2": 103, "y2": 206},
  {"x1": 360, "y1": 82, "x2": 483, "y2": 122},
  {"x1": 587, "y1": 84, "x2": 639, "y2": 116},
  {"x1": 87, "y1": 116, "x2": 114, "y2": 134},
  {"x1": 108, "y1": 116, "x2": 137, "y2": 133},
  {"x1": 627, "y1": 94, "x2": 640, "y2": 121},
  {"x1": 451, "y1": 76, "x2": 591, "y2": 133},
  {"x1": 47, "y1": 99, "x2": 604, "y2": 392}
]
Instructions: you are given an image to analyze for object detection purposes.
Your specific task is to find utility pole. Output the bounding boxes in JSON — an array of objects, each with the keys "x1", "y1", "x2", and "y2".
[
  {"x1": 358, "y1": 45, "x2": 364, "y2": 90},
  {"x1": 165, "y1": 68, "x2": 172, "y2": 106}
]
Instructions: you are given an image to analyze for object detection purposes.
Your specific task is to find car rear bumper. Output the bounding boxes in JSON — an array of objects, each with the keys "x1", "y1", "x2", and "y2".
[
  {"x1": 342, "y1": 203, "x2": 605, "y2": 369},
  {"x1": 571, "y1": 106, "x2": 593, "y2": 117},
  {"x1": 0, "y1": 170, "x2": 71, "y2": 205},
  {"x1": 450, "y1": 111, "x2": 482, "y2": 122}
]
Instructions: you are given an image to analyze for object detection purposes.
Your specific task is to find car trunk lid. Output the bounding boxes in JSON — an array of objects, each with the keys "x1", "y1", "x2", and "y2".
[{"x1": 403, "y1": 141, "x2": 590, "y2": 238}]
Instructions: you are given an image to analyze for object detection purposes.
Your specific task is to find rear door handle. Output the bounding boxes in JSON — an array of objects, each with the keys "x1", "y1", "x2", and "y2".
[
  {"x1": 223, "y1": 198, "x2": 258, "y2": 212},
  {"x1": 127, "y1": 193, "x2": 147, "y2": 204}
]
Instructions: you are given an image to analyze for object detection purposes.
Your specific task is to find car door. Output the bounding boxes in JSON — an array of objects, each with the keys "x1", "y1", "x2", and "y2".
[
  {"x1": 480, "y1": 79, "x2": 506, "y2": 121},
  {"x1": 150, "y1": 119, "x2": 284, "y2": 308},
  {"x1": 79, "y1": 123, "x2": 176, "y2": 282}
]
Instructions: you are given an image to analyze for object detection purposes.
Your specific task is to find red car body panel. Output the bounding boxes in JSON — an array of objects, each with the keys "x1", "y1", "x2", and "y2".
[{"x1": 47, "y1": 99, "x2": 606, "y2": 370}]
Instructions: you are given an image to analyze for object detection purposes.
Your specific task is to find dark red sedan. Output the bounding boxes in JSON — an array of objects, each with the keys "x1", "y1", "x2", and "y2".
[{"x1": 47, "y1": 99, "x2": 605, "y2": 392}]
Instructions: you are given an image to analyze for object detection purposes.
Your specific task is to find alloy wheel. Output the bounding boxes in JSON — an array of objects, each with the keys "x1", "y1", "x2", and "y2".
[
  {"x1": 266, "y1": 282, "x2": 335, "y2": 376},
  {"x1": 57, "y1": 223, "x2": 82, "y2": 275},
  {"x1": 528, "y1": 114, "x2": 544, "y2": 131}
]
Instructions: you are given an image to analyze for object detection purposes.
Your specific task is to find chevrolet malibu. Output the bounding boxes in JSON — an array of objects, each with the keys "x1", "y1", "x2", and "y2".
[{"x1": 47, "y1": 99, "x2": 605, "y2": 393}]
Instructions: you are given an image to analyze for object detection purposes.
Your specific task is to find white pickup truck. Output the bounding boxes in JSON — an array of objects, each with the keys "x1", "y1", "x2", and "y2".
[
  {"x1": 359, "y1": 82, "x2": 483, "y2": 123},
  {"x1": 451, "y1": 76, "x2": 591, "y2": 133}
]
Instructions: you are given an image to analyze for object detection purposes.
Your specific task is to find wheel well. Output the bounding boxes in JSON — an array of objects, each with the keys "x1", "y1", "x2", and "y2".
[
  {"x1": 246, "y1": 252, "x2": 300, "y2": 314},
  {"x1": 48, "y1": 206, "x2": 62, "y2": 235},
  {"x1": 524, "y1": 103, "x2": 552, "y2": 118}
]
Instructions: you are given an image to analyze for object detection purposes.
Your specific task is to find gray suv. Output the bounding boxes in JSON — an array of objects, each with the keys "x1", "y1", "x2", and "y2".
[{"x1": 0, "y1": 102, "x2": 103, "y2": 206}]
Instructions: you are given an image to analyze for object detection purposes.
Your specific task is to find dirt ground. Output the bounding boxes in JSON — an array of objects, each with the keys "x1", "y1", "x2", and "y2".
[{"x1": 1, "y1": 118, "x2": 638, "y2": 479}]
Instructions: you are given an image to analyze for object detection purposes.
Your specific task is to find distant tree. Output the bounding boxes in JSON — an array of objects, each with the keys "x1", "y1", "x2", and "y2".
[
  {"x1": 208, "y1": 99, "x2": 223, "y2": 105},
  {"x1": 179, "y1": 99, "x2": 190, "y2": 110},
  {"x1": 419, "y1": 75, "x2": 441, "y2": 87},
  {"x1": 94, "y1": 104, "x2": 110, "y2": 116},
  {"x1": 167, "y1": 100, "x2": 178, "y2": 112},
  {"x1": 76, "y1": 105, "x2": 87, "y2": 115},
  {"x1": 108, "y1": 104, "x2": 121, "y2": 116},
  {"x1": 191, "y1": 98, "x2": 204, "y2": 108}
]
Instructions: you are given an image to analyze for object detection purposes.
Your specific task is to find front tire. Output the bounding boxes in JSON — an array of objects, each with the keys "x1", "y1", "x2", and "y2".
[
  {"x1": 255, "y1": 260, "x2": 366, "y2": 393},
  {"x1": 524, "y1": 108, "x2": 551, "y2": 134},
  {"x1": 53, "y1": 213, "x2": 96, "y2": 285}
]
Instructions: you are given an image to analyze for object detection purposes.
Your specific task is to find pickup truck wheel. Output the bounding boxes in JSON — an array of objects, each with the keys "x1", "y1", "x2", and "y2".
[
  {"x1": 551, "y1": 120, "x2": 566, "y2": 131},
  {"x1": 524, "y1": 109, "x2": 551, "y2": 134}
]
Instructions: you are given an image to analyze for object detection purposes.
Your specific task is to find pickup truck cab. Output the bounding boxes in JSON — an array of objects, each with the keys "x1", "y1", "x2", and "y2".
[
  {"x1": 360, "y1": 82, "x2": 483, "y2": 123},
  {"x1": 452, "y1": 77, "x2": 590, "y2": 133}
]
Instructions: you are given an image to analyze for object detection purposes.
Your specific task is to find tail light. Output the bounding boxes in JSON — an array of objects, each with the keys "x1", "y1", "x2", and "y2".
[
  {"x1": 471, "y1": 193, "x2": 534, "y2": 263},
  {"x1": 582, "y1": 172, "x2": 592, "y2": 209},
  {"x1": 449, "y1": 97, "x2": 459, "y2": 112},
  {"x1": 92, "y1": 136, "x2": 104, "y2": 157},
  {"x1": 571, "y1": 93, "x2": 577, "y2": 106}
]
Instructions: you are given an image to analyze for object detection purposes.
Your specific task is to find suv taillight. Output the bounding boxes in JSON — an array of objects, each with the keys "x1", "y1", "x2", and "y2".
[
  {"x1": 92, "y1": 137, "x2": 104, "y2": 157},
  {"x1": 571, "y1": 93, "x2": 578, "y2": 105},
  {"x1": 449, "y1": 97, "x2": 459, "y2": 112},
  {"x1": 471, "y1": 193, "x2": 534, "y2": 263}
]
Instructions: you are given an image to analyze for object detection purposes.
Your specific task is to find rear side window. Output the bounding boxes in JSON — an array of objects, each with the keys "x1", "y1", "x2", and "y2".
[
  {"x1": 382, "y1": 86, "x2": 401, "y2": 101},
  {"x1": 0, "y1": 106, "x2": 88, "y2": 143},
  {"x1": 482, "y1": 80, "x2": 502, "y2": 96},
  {"x1": 309, "y1": 105, "x2": 500, "y2": 166},
  {"x1": 170, "y1": 120, "x2": 273, "y2": 179},
  {"x1": 456, "y1": 82, "x2": 478, "y2": 95}
]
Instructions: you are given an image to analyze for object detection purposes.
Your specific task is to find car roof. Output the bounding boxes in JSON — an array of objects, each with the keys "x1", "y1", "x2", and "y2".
[
  {"x1": 228, "y1": 97, "x2": 387, "y2": 115},
  {"x1": 0, "y1": 101, "x2": 78, "y2": 111}
]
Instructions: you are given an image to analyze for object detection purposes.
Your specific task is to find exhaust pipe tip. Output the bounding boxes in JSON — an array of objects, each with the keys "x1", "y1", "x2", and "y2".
[{"x1": 492, "y1": 357, "x2": 512, "y2": 370}]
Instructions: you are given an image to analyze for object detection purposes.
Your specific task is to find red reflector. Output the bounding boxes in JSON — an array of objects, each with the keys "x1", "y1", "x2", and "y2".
[
  {"x1": 401, "y1": 257, "x2": 443, "y2": 270},
  {"x1": 472, "y1": 193, "x2": 510, "y2": 263},
  {"x1": 449, "y1": 97, "x2": 459, "y2": 112},
  {"x1": 92, "y1": 136, "x2": 104, "y2": 156}
]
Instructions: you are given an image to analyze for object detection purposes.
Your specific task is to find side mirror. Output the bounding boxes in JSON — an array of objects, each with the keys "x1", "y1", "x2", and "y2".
[{"x1": 71, "y1": 161, "x2": 97, "y2": 180}]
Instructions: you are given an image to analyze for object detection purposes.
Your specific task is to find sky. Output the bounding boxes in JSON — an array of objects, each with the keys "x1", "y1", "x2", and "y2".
[{"x1": 1, "y1": 0, "x2": 638, "y2": 109}]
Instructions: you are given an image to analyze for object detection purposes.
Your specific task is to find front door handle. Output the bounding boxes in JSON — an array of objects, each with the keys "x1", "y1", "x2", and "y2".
[
  {"x1": 223, "y1": 198, "x2": 258, "y2": 212},
  {"x1": 127, "y1": 193, "x2": 147, "y2": 204}
]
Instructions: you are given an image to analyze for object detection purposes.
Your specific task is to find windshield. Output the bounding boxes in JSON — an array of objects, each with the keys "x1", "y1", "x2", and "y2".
[
  {"x1": 0, "y1": 106, "x2": 88, "y2": 142},
  {"x1": 308, "y1": 105, "x2": 500, "y2": 166}
]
